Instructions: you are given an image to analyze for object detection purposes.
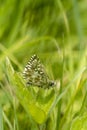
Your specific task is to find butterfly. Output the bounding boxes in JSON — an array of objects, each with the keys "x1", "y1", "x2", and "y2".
[{"x1": 23, "y1": 54, "x2": 55, "y2": 88}]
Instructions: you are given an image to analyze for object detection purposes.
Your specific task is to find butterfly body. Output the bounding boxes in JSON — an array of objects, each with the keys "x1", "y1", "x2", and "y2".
[{"x1": 23, "y1": 54, "x2": 55, "y2": 88}]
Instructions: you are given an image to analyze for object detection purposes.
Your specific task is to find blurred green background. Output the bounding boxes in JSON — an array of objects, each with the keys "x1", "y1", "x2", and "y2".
[{"x1": 0, "y1": 0, "x2": 87, "y2": 130}]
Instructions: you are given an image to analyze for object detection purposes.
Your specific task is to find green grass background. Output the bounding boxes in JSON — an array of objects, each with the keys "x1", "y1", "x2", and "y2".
[{"x1": 0, "y1": 0, "x2": 87, "y2": 130}]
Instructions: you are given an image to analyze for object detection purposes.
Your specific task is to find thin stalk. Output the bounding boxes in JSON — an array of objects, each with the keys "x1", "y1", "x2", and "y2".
[
  {"x1": 79, "y1": 90, "x2": 87, "y2": 115},
  {"x1": 56, "y1": 47, "x2": 65, "y2": 130}
]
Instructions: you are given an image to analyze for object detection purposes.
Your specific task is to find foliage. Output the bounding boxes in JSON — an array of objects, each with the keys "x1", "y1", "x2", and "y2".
[{"x1": 0, "y1": 0, "x2": 87, "y2": 130}]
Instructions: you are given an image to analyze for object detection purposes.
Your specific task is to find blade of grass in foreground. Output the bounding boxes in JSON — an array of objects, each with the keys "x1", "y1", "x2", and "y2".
[
  {"x1": 0, "y1": 105, "x2": 3, "y2": 130},
  {"x1": 56, "y1": 44, "x2": 65, "y2": 130},
  {"x1": 3, "y1": 112, "x2": 13, "y2": 130}
]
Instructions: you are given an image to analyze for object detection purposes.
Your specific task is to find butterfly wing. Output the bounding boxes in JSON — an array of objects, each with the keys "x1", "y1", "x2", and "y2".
[{"x1": 23, "y1": 55, "x2": 49, "y2": 87}]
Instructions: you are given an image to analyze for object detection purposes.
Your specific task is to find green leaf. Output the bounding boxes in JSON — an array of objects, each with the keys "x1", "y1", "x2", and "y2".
[
  {"x1": 6, "y1": 58, "x2": 56, "y2": 124},
  {"x1": 70, "y1": 114, "x2": 87, "y2": 130}
]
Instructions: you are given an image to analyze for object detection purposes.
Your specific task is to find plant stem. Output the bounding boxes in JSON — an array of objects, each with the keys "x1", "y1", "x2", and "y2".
[{"x1": 56, "y1": 45, "x2": 65, "y2": 130}]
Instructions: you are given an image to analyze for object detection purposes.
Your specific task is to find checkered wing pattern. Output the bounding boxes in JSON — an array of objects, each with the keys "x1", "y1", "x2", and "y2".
[{"x1": 23, "y1": 54, "x2": 55, "y2": 88}]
